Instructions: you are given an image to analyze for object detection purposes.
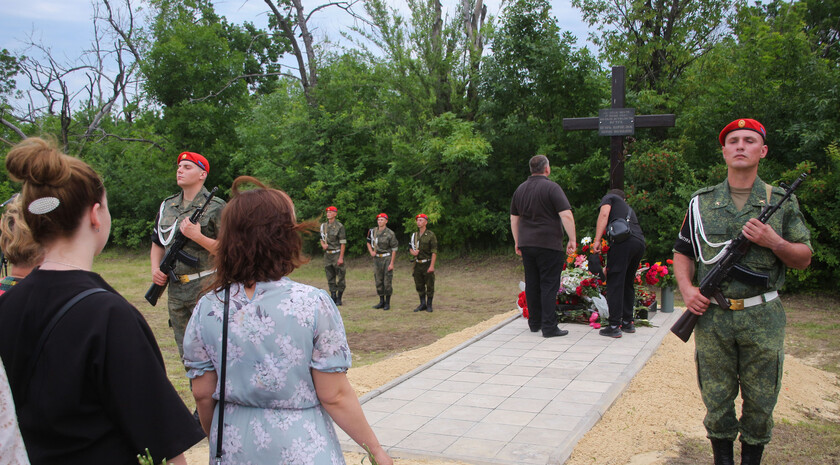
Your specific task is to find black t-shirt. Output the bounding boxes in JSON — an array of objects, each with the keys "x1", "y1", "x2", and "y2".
[
  {"x1": 0, "y1": 269, "x2": 204, "y2": 465},
  {"x1": 600, "y1": 193, "x2": 644, "y2": 240},
  {"x1": 510, "y1": 175, "x2": 573, "y2": 251}
]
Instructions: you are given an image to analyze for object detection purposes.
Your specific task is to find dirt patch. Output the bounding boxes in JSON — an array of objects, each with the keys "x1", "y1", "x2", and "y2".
[
  {"x1": 185, "y1": 311, "x2": 840, "y2": 465},
  {"x1": 347, "y1": 329, "x2": 439, "y2": 359}
]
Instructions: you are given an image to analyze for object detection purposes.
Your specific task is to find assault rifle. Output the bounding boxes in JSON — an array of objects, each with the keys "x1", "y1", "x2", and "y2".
[
  {"x1": 670, "y1": 173, "x2": 807, "y2": 342},
  {"x1": 145, "y1": 187, "x2": 218, "y2": 306}
]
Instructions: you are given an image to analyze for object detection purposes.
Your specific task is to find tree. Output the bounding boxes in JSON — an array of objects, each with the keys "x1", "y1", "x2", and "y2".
[{"x1": 573, "y1": 0, "x2": 733, "y2": 95}]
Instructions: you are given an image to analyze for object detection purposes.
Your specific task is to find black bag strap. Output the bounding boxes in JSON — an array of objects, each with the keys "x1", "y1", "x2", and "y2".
[
  {"x1": 23, "y1": 287, "x2": 108, "y2": 400},
  {"x1": 214, "y1": 285, "x2": 230, "y2": 465}
]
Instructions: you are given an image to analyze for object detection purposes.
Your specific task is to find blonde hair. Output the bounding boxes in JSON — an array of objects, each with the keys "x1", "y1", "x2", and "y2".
[
  {"x1": 4, "y1": 137, "x2": 105, "y2": 244},
  {"x1": 0, "y1": 196, "x2": 44, "y2": 267}
]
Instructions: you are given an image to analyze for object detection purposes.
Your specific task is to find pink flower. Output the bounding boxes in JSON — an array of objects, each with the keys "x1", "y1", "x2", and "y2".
[
  {"x1": 589, "y1": 312, "x2": 599, "y2": 323},
  {"x1": 591, "y1": 322, "x2": 601, "y2": 329}
]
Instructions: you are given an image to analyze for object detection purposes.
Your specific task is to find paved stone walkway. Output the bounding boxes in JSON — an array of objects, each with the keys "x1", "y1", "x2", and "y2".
[{"x1": 337, "y1": 308, "x2": 684, "y2": 465}]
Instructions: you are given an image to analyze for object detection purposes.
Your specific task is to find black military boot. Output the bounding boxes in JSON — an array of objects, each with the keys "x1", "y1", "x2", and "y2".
[
  {"x1": 383, "y1": 295, "x2": 391, "y2": 310},
  {"x1": 426, "y1": 296, "x2": 433, "y2": 312},
  {"x1": 740, "y1": 441, "x2": 764, "y2": 465},
  {"x1": 372, "y1": 296, "x2": 385, "y2": 309},
  {"x1": 710, "y1": 438, "x2": 735, "y2": 465},
  {"x1": 331, "y1": 291, "x2": 337, "y2": 303},
  {"x1": 413, "y1": 296, "x2": 427, "y2": 312},
  {"x1": 335, "y1": 291, "x2": 343, "y2": 306}
]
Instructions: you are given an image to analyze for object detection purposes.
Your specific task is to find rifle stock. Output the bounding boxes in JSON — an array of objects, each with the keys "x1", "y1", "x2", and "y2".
[{"x1": 669, "y1": 173, "x2": 807, "y2": 342}]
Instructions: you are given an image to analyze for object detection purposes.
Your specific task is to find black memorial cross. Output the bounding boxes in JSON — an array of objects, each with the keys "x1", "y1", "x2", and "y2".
[{"x1": 562, "y1": 65, "x2": 675, "y2": 190}]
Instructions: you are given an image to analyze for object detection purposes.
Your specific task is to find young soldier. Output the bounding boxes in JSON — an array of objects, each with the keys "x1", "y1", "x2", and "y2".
[
  {"x1": 320, "y1": 206, "x2": 346, "y2": 305},
  {"x1": 150, "y1": 152, "x2": 226, "y2": 357},
  {"x1": 673, "y1": 118, "x2": 812, "y2": 465},
  {"x1": 366, "y1": 213, "x2": 398, "y2": 310},
  {"x1": 409, "y1": 213, "x2": 437, "y2": 313}
]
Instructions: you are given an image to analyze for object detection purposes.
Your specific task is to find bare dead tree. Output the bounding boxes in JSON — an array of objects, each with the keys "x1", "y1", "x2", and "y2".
[{"x1": 461, "y1": 0, "x2": 487, "y2": 118}]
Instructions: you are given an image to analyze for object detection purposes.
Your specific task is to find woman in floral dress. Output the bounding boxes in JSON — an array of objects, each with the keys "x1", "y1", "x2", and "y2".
[{"x1": 183, "y1": 176, "x2": 392, "y2": 465}]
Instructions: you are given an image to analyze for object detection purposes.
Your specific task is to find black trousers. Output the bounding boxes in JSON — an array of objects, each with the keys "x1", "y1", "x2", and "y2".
[
  {"x1": 520, "y1": 246, "x2": 564, "y2": 332},
  {"x1": 605, "y1": 235, "x2": 646, "y2": 327}
]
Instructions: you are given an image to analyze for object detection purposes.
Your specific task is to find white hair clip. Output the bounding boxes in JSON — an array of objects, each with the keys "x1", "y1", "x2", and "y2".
[{"x1": 28, "y1": 197, "x2": 60, "y2": 215}]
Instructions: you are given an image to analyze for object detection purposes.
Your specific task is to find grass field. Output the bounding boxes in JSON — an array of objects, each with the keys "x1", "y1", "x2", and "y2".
[{"x1": 93, "y1": 248, "x2": 839, "y2": 461}]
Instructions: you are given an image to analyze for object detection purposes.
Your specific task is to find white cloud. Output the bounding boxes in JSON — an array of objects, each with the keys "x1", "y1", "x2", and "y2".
[{"x1": 0, "y1": 0, "x2": 92, "y2": 23}]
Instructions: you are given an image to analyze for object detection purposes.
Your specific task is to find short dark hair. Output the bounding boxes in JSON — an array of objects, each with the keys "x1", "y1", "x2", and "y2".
[
  {"x1": 208, "y1": 176, "x2": 317, "y2": 291},
  {"x1": 608, "y1": 188, "x2": 626, "y2": 199},
  {"x1": 529, "y1": 155, "x2": 549, "y2": 174}
]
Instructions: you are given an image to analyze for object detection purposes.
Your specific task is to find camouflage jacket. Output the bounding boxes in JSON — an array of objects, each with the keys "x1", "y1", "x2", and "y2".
[
  {"x1": 320, "y1": 220, "x2": 346, "y2": 251},
  {"x1": 411, "y1": 229, "x2": 438, "y2": 261},
  {"x1": 370, "y1": 227, "x2": 398, "y2": 255}
]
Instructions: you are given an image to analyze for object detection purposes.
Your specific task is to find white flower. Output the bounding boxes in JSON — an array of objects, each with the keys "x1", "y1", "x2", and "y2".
[{"x1": 581, "y1": 236, "x2": 592, "y2": 245}]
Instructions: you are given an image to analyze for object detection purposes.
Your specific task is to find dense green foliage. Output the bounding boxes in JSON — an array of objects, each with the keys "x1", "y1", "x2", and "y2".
[{"x1": 2, "y1": 0, "x2": 839, "y2": 291}]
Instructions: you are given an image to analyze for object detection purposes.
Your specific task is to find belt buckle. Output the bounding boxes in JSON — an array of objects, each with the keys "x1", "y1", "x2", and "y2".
[
  {"x1": 178, "y1": 275, "x2": 190, "y2": 284},
  {"x1": 729, "y1": 299, "x2": 744, "y2": 311}
]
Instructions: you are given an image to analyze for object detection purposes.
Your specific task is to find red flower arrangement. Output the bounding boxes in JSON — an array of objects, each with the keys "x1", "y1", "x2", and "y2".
[
  {"x1": 517, "y1": 291, "x2": 528, "y2": 318},
  {"x1": 644, "y1": 259, "x2": 676, "y2": 288}
]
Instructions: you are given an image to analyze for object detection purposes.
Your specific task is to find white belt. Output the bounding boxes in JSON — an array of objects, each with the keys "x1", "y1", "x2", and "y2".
[
  {"x1": 726, "y1": 291, "x2": 778, "y2": 310},
  {"x1": 416, "y1": 259, "x2": 430, "y2": 263},
  {"x1": 375, "y1": 253, "x2": 391, "y2": 257},
  {"x1": 178, "y1": 269, "x2": 215, "y2": 284},
  {"x1": 326, "y1": 249, "x2": 341, "y2": 254}
]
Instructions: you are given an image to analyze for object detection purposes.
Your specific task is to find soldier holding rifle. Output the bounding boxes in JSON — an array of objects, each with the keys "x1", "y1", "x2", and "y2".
[
  {"x1": 410, "y1": 213, "x2": 437, "y2": 313},
  {"x1": 150, "y1": 152, "x2": 226, "y2": 357},
  {"x1": 672, "y1": 119, "x2": 811, "y2": 465},
  {"x1": 320, "y1": 206, "x2": 346, "y2": 305},
  {"x1": 367, "y1": 213, "x2": 398, "y2": 310}
]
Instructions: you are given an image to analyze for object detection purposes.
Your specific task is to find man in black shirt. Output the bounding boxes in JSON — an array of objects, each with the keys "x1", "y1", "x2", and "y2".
[{"x1": 510, "y1": 155, "x2": 577, "y2": 337}]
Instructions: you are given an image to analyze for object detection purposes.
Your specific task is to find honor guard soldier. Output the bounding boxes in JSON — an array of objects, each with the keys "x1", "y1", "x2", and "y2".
[
  {"x1": 673, "y1": 119, "x2": 812, "y2": 465},
  {"x1": 366, "y1": 213, "x2": 398, "y2": 310},
  {"x1": 410, "y1": 213, "x2": 437, "y2": 312},
  {"x1": 320, "y1": 206, "x2": 346, "y2": 305},
  {"x1": 150, "y1": 151, "x2": 226, "y2": 357}
]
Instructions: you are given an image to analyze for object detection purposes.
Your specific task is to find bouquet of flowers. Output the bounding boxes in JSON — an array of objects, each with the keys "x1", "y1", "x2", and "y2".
[{"x1": 645, "y1": 259, "x2": 676, "y2": 288}]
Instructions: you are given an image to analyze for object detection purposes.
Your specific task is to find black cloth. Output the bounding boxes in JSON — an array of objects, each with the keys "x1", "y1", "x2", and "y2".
[
  {"x1": 510, "y1": 175, "x2": 572, "y2": 251},
  {"x1": 520, "y1": 246, "x2": 564, "y2": 333},
  {"x1": 600, "y1": 193, "x2": 644, "y2": 240},
  {"x1": 600, "y1": 194, "x2": 646, "y2": 326},
  {"x1": 0, "y1": 269, "x2": 204, "y2": 465}
]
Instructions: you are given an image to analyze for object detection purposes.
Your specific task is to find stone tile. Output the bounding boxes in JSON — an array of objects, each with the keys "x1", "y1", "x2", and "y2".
[
  {"x1": 565, "y1": 379, "x2": 613, "y2": 393},
  {"x1": 463, "y1": 422, "x2": 524, "y2": 441},
  {"x1": 454, "y1": 393, "x2": 507, "y2": 409},
  {"x1": 497, "y1": 396, "x2": 551, "y2": 413},
  {"x1": 558, "y1": 351, "x2": 599, "y2": 362},
  {"x1": 373, "y1": 412, "x2": 432, "y2": 431},
  {"x1": 396, "y1": 376, "x2": 444, "y2": 390},
  {"x1": 414, "y1": 389, "x2": 465, "y2": 405},
  {"x1": 511, "y1": 426, "x2": 566, "y2": 445},
  {"x1": 478, "y1": 354, "x2": 519, "y2": 365},
  {"x1": 462, "y1": 362, "x2": 506, "y2": 374},
  {"x1": 511, "y1": 385, "x2": 563, "y2": 400},
  {"x1": 500, "y1": 341, "x2": 541, "y2": 350},
  {"x1": 470, "y1": 383, "x2": 519, "y2": 397},
  {"x1": 513, "y1": 357, "x2": 553, "y2": 368},
  {"x1": 371, "y1": 427, "x2": 412, "y2": 448},
  {"x1": 438, "y1": 404, "x2": 493, "y2": 422},
  {"x1": 524, "y1": 376, "x2": 571, "y2": 390},
  {"x1": 495, "y1": 442, "x2": 556, "y2": 464},
  {"x1": 396, "y1": 400, "x2": 450, "y2": 417},
  {"x1": 379, "y1": 386, "x2": 427, "y2": 401},
  {"x1": 448, "y1": 371, "x2": 494, "y2": 383},
  {"x1": 415, "y1": 368, "x2": 458, "y2": 380},
  {"x1": 482, "y1": 409, "x2": 537, "y2": 426},
  {"x1": 498, "y1": 365, "x2": 543, "y2": 377},
  {"x1": 593, "y1": 353, "x2": 636, "y2": 364},
  {"x1": 489, "y1": 347, "x2": 529, "y2": 357},
  {"x1": 418, "y1": 417, "x2": 476, "y2": 436},
  {"x1": 457, "y1": 345, "x2": 495, "y2": 356},
  {"x1": 537, "y1": 366, "x2": 584, "y2": 380},
  {"x1": 396, "y1": 431, "x2": 459, "y2": 453},
  {"x1": 541, "y1": 399, "x2": 595, "y2": 416},
  {"x1": 486, "y1": 373, "x2": 532, "y2": 386},
  {"x1": 528, "y1": 412, "x2": 582, "y2": 431},
  {"x1": 576, "y1": 364, "x2": 625, "y2": 382},
  {"x1": 526, "y1": 349, "x2": 567, "y2": 359},
  {"x1": 362, "y1": 409, "x2": 389, "y2": 425},
  {"x1": 552, "y1": 390, "x2": 602, "y2": 405},
  {"x1": 363, "y1": 397, "x2": 408, "y2": 413},
  {"x1": 434, "y1": 359, "x2": 472, "y2": 371},
  {"x1": 443, "y1": 437, "x2": 506, "y2": 459},
  {"x1": 432, "y1": 380, "x2": 480, "y2": 394},
  {"x1": 546, "y1": 359, "x2": 591, "y2": 370}
]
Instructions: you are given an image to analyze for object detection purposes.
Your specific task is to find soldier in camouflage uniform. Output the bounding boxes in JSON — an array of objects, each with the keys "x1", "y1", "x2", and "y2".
[
  {"x1": 366, "y1": 213, "x2": 398, "y2": 310},
  {"x1": 409, "y1": 213, "x2": 437, "y2": 313},
  {"x1": 150, "y1": 152, "x2": 226, "y2": 358},
  {"x1": 673, "y1": 119, "x2": 812, "y2": 465},
  {"x1": 320, "y1": 206, "x2": 346, "y2": 305}
]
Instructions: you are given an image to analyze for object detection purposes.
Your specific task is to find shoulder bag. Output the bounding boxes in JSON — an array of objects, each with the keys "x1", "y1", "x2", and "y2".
[
  {"x1": 607, "y1": 211, "x2": 633, "y2": 243},
  {"x1": 214, "y1": 285, "x2": 230, "y2": 465}
]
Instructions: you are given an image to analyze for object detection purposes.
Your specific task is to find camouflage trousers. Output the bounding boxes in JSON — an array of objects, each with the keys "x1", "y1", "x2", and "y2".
[
  {"x1": 167, "y1": 275, "x2": 211, "y2": 359},
  {"x1": 412, "y1": 261, "x2": 435, "y2": 298},
  {"x1": 694, "y1": 298, "x2": 786, "y2": 445},
  {"x1": 324, "y1": 252, "x2": 346, "y2": 293},
  {"x1": 373, "y1": 255, "x2": 393, "y2": 296}
]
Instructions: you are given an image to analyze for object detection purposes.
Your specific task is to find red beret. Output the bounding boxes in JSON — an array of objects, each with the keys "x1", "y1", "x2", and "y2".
[
  {"x1": 415, "y1": 213, "x2": 428, "y2": 220},
  {"x1": 376, "y1": 213, "x2": 388, "y2": 219},
  {"x1": 325, "y1": 206, "x2": 337, "y2": 212},
  {"x1": 719, "y1": 119, "x2": 766, "y2": 146},
  {"x1": 178, "y1": 151, "x2": 209, "y2": 172}
]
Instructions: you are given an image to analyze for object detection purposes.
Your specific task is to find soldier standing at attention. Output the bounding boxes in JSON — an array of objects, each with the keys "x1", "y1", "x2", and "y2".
[
  {"x1": 366, "y1": 213, "x2": 398, "y2": 310},
  {"x1": 410, "y1": 213, "x2": 437, "y2": 313},
  {"x1": 673, "y1": 118, "x2": 811, "y2": 465},
  {"x1": 320, "y1": 206, "x2": 346, "y2": 305},
  {"x1": 150, "y1": 152, "x2": 226, "y2": 357}
]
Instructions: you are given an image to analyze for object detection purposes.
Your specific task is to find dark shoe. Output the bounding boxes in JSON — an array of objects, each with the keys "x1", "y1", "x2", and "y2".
[
  {"x1": 330, "y1": 291, "x2": 337, "y2": 303},
  {"x1": 710, "y1": 438, "x2": 735, "y2": 465},
  {"x1": 599, "y1": 326, "x2": 623, "y2": 338},
  {"x1": 336, "y1": 291, "x2": 343, "y2": 306},
  {"x1": 621, "y1": 321, "x2": 636, "y2": 333},
  {"x1": 542, "y1": 327, "x2": 569, "y2": 338},
  {"x1": 740, "y1": 441, "x2": 764, "y2": 465},
  {"x1": 413, "y1": 296, "x2": 427, "y2": 312},
  {"x1": 372, "y1": 296, "x2": 385, "y2": 309},
  {"x1": 383, "y1": 295, "x2": 391, "y2": 311},
  {"x1": 426, "y1": 296, "x2": 433, "y2": 312}
]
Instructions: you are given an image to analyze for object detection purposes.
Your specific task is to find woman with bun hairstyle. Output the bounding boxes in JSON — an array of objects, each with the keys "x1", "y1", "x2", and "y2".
[
  {"x1": 0, "y1": 137, "x2": 204, "y2": 465},
  {"x1": 183, "y1": 176, "x2": 392, "y2": 465},
  {"x1": 0, "y1": 194, "x2": 44, "y2": 296}
]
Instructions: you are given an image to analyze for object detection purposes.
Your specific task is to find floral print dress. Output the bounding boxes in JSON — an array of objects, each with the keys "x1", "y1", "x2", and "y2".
[{"x1": 184, "y1": 277, "x2": 352, "y2": 465}]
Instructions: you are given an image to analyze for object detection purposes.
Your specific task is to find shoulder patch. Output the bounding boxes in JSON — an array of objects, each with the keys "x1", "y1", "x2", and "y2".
[
  {"x1": 163, "y1": 192, "x2": 179, "y2": 202},
  {"x1": 691, "y1": 186, "x2": 716, "y2": 197}
]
